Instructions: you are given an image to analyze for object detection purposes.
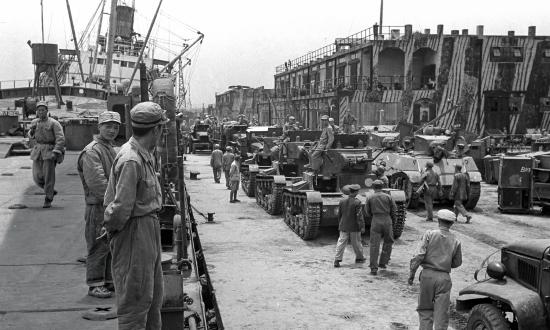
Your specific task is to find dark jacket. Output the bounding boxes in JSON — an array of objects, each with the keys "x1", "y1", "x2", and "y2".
[
  {"x1": 450, "y1": 172, "x2": 470, "y2": 201},
  {"x1": 365, "y1": 191, "x2": 396, "y2": 222},
  {"x1": 338, "y1": 196, "x2": 364, "y2": 232}
]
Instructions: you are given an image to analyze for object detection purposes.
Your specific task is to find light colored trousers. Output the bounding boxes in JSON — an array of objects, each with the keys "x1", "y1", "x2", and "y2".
[
  {"x1": 334, "y1": 231, "x2": 364, "y2": 261},
  {"x1": 417, "y1": 268, "x2": 452, "y2": 330},
  {"x1": 32, "y1": 159, "x2": 56, "y2": 200}
]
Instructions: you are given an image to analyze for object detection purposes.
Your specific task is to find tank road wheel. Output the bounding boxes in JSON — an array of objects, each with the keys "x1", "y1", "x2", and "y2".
[
  {"x1": 297, "y1": 200, "x2": 321, "y2": 240},
  {"x1": 254, "y1": 180, "x2": 262, "y2": 205},
  {"x1": 466, "y1": 304, "x2": 510, "y2": 330},
  {"x1": 392, "y1": 201, "x2": 407, "y2": 239},
  {"x1": 283, "y1": 199, "x2": 291, "y2": 225},
  {"x1": 267, "y1": 183, "x2": 284, "y2": 215},
  {"x1": 465, "y1": 182, "x2": 481, "y2": 210}
]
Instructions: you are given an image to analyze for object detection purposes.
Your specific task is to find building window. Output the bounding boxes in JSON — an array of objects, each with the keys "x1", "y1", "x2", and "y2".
[
  {"x1": 513, "y1": 48, "x2": 522, "y2": 57},
  {"x1": 128, "y1": 61, "x2": 135, "y2": 68},
  {"x1": 492, "y1": 47, "x2": 501, "y2": 57},
  {"x1": 121, "y1": 61, "x2": 128, "y2": 67},
  {"x1": 544, "y1": 49, "x2": 550, "y2": 58},
  {"x1": 113, "y1": 60, "x2": 120, "y2": 64},
  {"x1": 97, "y1": 58, "x2": 105, "y2": 65}
]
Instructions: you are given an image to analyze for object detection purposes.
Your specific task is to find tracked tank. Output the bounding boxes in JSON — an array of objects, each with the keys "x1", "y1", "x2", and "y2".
[
  {"x1": 254, "y1": 130, "x2": 321, "y2": 214},
  {"x1": 376, "y1": 133, "x2": 482, "y2": 209},
  {"x1": 240, "y1": 126, "x2": 283, "y2": 197},
  {"x1": 281, "y1": 134, "x2": 407, "y2": 240}
]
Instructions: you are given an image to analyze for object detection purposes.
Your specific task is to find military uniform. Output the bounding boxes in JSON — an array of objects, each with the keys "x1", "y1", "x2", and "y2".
[
  {"x1": 365, "y1": 181, "x2": 397, "y2": 274},
  {"x1": 104, "y1": 102, "x2": 168, "y2": 330},
  {"x1": 334, "y1": 185, "x2": 365, "y2": 266},
  {"x1": 222, "y1": 148, "x2": 235, "y2": 188},
  {"x1": 420, "y1": 164, "x2": 441, "y2": 221},
  {"x1": 450, "y1": 170, "x2": 471, "y2": 222},
  {"x1": 409, "y1": 209, "x2": 462, "y2": 330},
  {"x1": 77, "y1": 111, "x2": 120, "y2": 297},
  {"x1": 29, "y1": 102, "x2": 65, "y2": 207},
  {"x1": 210, "y1": 146, "x2": 223, "y2": 183},
  {"x1": 311, "y1": 116, "x2": 334, "y2": 172},
  {"x1": 229, "y1": 158, "x2": 241, "y2": 202}
]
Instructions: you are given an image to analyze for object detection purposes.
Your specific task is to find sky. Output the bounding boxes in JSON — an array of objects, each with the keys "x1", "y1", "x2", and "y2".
[{"x1": 1, "y1": 0, "x2": 550, "y2": 108}]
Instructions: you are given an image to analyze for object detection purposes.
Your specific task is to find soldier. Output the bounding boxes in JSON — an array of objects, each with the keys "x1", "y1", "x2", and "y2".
[
  {"x1": 431, "y1": 142, "x2": 449, "y2": 163},
  {"x1": 450, "y1": 164, "x2": 472, "y2": 223},
  {"x1": 210, "y1": 144, "x2": 223, "y2": 183},
  {"x1": 77, "y1": 111, "x2": 120, "y2": 298},
  {"x1": 375, "y1": 166, "x2": 389, "y2": 188},
  {"x1": 310, "y1": 115, "x2": 334, "y2": 172},
  {"x1": 103, "y1": 102, "x2": 168, "y2": 329},
  {"x1": 454, "y1": 143, "x2": 468, "y2": 158},
  {"x1": 342, "y1": 112, "x2": 357, "y2": 134},
  {"x1": 222, "y1": 146, "x2": 235, "y2": 189},
  {"x1": 229, "y1": 155, "x2": 241, "y2": 203},
  {"x1": 328, "y1": 117, "x2": 340, "y2": 134},
  {"x1": 419, "y1": 162, "x2": 441, "y2": 222},
  {"x1": 402, "y1": 138, "x2": 414, "y2": 152},
  {"x1": 334, "y1": 184, "x2": 365, "y2": 267},
  {"x1": 408, "y1": 209, "x2": 462, "y2": 330},
  {"x1": 365, "y1": 179, "x2": 397, "y2": 275},
  {"x1": 28, "y1": 101, "x2": 65, "y2": 208},
  {"x1": 180, "y1": 119, "x2": 190, "y2": 154},
  {"x1": 238, "y1": 114, "x2": 249, "y2": 125},
  {"x1": 284, "y1": 116, "x2": 298, "y2": 133}
]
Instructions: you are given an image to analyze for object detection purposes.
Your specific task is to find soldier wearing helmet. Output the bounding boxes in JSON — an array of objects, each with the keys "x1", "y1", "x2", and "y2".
[
  {"x1": 210, "y1": 143, "x2": 224, "y2": 183},
  {"x1": 408, "y1": 209, "x2": 463, "y2": 330}
]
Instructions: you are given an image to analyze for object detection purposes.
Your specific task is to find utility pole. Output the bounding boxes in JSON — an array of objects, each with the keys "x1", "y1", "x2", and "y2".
[
  {"x1": 104, "y1": 0, "x2": 118, "y2": 94},
  {"x1": 66, "y1": 0, "x2": 85, "y2": 83}
]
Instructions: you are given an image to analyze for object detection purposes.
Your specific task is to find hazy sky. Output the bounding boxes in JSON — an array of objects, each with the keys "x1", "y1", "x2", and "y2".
[{"x1": 1, "y1": 0, "x2": 550, "y2": 107}]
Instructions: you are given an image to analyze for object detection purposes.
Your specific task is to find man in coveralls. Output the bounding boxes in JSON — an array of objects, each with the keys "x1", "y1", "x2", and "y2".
[
  {"x1": 365, "y1": 179, "x2": 396, "y2": 275},
  {"x1": 419, "y1": 162, "x2": 441, "y2": 222},
  {"x1": 222, "y1": 146, "x2": 235, "y2": 189},
  {"x1": 310, "y1": 115, "x2": 334, "y2": 172},
  {"x1": 334, "y1": 184, "x2": 365, "y2": 267},
  {"x1": 210, "y1": 144, "x2": 223, "y2": 183},
  {"x1": 104, "y1": 102, "x2": 168, "y2": 330},
  {"x1": 408, "y1": 209, "x2": 462, "y2": 330},
  {"x1": 28, "y1": 101, "x2": 65, "y2": 208},
  {"x1": 77, "y1": 111, "x2": 120, "y2": 298}
]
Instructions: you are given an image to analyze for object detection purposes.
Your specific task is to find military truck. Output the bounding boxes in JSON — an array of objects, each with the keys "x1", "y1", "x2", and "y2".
[
  {"x1": 281, "y1": 134, "x2": 407, "y2": 240},
  {"x1": 188, "y1": 124, "x2": 212, "y2": 153},
  {"x1": 456, "y1": 239, "x2": 550, "y2": 329},
  {"x1": 375, "y1": 133, "x2": 482, "y2": 209},
  {"x1": 220, "y1": 124, "x2": 249, "y2": 156},
  {"x1": 254, "y1": 130, "x2": 321, "y2": 214}
]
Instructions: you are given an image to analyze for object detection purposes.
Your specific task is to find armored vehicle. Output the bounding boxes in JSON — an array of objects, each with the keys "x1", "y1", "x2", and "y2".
[
  {"x1": 254, "y1": 130, "x2": 321, "y2": 215},
  {"x1": 188, "y1": 124, "x2": 212, "y2": 153},
  {"x1": 375, "y1": 134, "x2": 482, "y2": 209},
  {"x1": 281, "y1": 134, "x2": 407, "y2": 240},
  {"x1": 457, "y1": 239, "x2": 550, "y2": 329},
  {"x1": 220, "y1": 124, "x2": 248, "y2": 156}
]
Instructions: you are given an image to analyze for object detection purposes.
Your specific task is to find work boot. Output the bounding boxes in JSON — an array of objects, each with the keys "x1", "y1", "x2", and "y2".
[
  {"x1": 105, "y1": 283, "x2": 115, "y2": 292},
  {"x1": 230, "y1": 200, "x2": 235, "y2": 203},
  {"x1": 370, "y1": 269, "x2": 377, "y2": 275},
  {"x1": 88, "y1": 286, "x2": 113, "y2": 298},
  {"x1": 426, "y1": 218, "x2": 434, "y2": 222},
  {"x1": 43, "y1": 198, "x2": 52, "y2": 208},
  {"x1": 333, "y1": 260, "x2": 341, "y2": 268},
  {"x1": 378, "y1": 264, "x2": 387, "y2": 269},
  {"x1": 234, "y1": 199, "x2": 241, "y2": 202},
  {"x1": 355, "y1": 258, "x2": 366, "y2": 264},
  {"x1": 466, "y1": 216, "x2": 472, "y2": 224}
]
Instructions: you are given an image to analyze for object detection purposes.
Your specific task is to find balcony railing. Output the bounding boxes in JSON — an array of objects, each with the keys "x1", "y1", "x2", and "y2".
[
  {"x1": 276, "y1": 75, "x2": 371, "y2": 98},
  {"x1": 376, "y1": 76, "x2": 405, "y2": 91},
  {"x1": 276, "y1": 25, "x2": 405, "y2": 74}
]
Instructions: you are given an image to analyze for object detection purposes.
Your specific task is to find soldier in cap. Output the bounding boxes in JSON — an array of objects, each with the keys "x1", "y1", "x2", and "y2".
[
  {"x1": 229, "y1": 154, "x2": 241, "y2": 202},
  {"x1": 284, "y1": 116, "x2": 298, "y2": 133},
  {"x1": 310, "y1": 115, "x2": 334, "y2": 172},
  {"x1": 328, "y1": 117, "x2": 340, "y2": 134},
  {"x1": 365, "y1": 179, "x2": 397, "y2": 275},
  {"x1": 103, "y1": 101, "x2": 169, "y2": 329},
  {"x1": 375, "y1": 166, "x2": 389, "y2": 188},
  {"x1": 28, "y1": 101, "x2": 65, "y2": 208},
  {"x1": 450, "y1": 164, "x2": 472, "y2": 223},
  {"x1": 408, "y1": 209, "x2": 463, "y2": 330},
  {"x1": 454, "y1": 143, "x2": 468, "y2": 158},
  {"x1": 222, "y1": 146, "x2": 235, "y2": 188},
  {"x1": 210, "y1": 144, "x2": 223, "y2": 183},
  {"x1": 402, "y1": 137, "x2": 413, "y2": 152},
  {"x1": 334, "y1": 184, "x2": 365, "y2": 267},
  {"x1": 77, "y1": 111, "x2": 121, "y2": 298},
  {"x1": 342, "y1": 112, "x2": 357, "y2": 134},
  {"x1": 418, "y1": 162, "x2": 441, "y2": 222}
]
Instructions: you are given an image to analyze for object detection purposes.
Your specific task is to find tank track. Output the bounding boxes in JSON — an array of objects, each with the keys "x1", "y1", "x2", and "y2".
[
  {"x1": 283, "y1": 192, "x2": 321, "y2": 240},
  {"x1": 465, "y1": 182, "x2": 481, "y2": 210},
  {"x1": 255, "y1": 177, "x2": 285, "y2": 215},
  {"x1": 392, "y1": 201, "x2": 407, "y2": 239},
  {"x1": 241, "y1": 171, "x2": 256, "y2": 197}
]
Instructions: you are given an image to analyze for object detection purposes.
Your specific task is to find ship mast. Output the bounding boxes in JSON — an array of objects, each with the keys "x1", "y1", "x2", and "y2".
[
  {"x1": 104, "y1": 0, "x2": 118, "y2": 93},
  {"x1": 66, "y1": 0, "x2": 85, "y2": 83}
]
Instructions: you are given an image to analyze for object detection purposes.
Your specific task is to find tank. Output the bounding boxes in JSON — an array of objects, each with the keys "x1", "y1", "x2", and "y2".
[
  {"x1": 254, "y1": 130, "x2": 321, "y2": 215},
  {"x1": 375, "y1": 134, "x2": 482, "y2": 209},
  {"x1": 281, "y1": 134, "x2": 407, "y2": 240},
  {"x1": 240, "y1": 126, "x2": 283, "y2": 197}
]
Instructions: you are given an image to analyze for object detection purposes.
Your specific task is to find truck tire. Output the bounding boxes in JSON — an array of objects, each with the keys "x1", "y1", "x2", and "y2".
[{"x1": 467, "y1": 304, "x2": 510, "y2": 330}]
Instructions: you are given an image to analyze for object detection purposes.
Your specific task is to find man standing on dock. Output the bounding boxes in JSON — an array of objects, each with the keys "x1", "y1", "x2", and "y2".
[
  {"x1": 408, "y1": 209, "x2": 462, "y2": 330},
  {"x1": 229, "y1": 155, "x2": 241, "y2": 203},
  {"x1": 104, "y1": 102, "x2": 168, "y2": 330},
  {"x1": 222, "y1": 146, "x2": 235, "y2": 189},
  {"x1": 28, "y1": 101, "x2": 65, "y2": 208},
  {"x1": 210, "y1": 144, "x2": 223, "y2": 183},
  {"x1": 450, "y1": 164, "x2": 472, "y2": 223},
  {"x1": 77, "y1": 111, "x2": 120, "y2": 299},
  {"x1": 419, "y1": 162, "x2": 441, "y2": 222},
  {"x1": 365, "y1": 180, "x2": 397, "y2": 275},
  {"x1": 334, "y1": 184, "x2": 365, "y2": 267}
]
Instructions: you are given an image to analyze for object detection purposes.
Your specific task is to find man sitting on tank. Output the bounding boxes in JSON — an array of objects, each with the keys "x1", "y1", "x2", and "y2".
[
  {"x1": 309, "y1": 115, "x2": 334, "y2": 173},
  {"x1": 430, "y1": 142, "x2": 449, "y2": 163}
]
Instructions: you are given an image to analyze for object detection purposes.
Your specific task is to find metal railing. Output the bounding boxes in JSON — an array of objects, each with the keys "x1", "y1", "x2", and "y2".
[
  {"x1": 276, "y1": 25, "x2": 405, "y2": 73},
  {"x1": 275, "y1": 75, "x2": 371, "y2": 98},
  {"x1": 376, "y1": 75, "x2": 405, "y2": 91},
  {"x1": 0, "y1": 79, "x2": 35, "y2": 89}
]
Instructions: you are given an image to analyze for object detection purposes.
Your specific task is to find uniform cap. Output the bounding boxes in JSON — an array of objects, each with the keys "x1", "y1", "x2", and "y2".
[
  {"x1": 341, "y1": 185, "x2": 350, "y2": 195},
  {"x1": 36, "y1": 101, "x2": 48, "y2": 109},
  {"x1": 214, "y1": 144, "x2": 220, "y2": 149},
  {"x1": 328, "y1": 118, "x2": 335, "y2": 123},
  {"x1": 437, "y1": 209, "x2": 456, "y2": 223},
  {"x1": 348, "y1": 184, "x2": 361, "y2": 191},
  {"x1": 372, "y1": 180, "x2": 384, "y2": 189},
  {"x1": 457, "y1": 143, "x2": 465, "y2": 148},
  {"x1": 376, "y1": 166, "x2": 385, "y2": 174},
  {"x1": 99, "y1": 111, "x2": 121, "y2": 124},
  {"x1": 320, "y1": 115, "x2": 329, "y2": 120},
  {"x1": 226, "y1": 146, "x2": 233, "y2": 151},
  {"x1": 426, "y1": 162, "x2": 434, "y2": 168},
  {"x1": 289, "y1": 116, "x2": 295, "y2": 120},
  {"x1": 130, "y1": 102, "x2": 169, "y2": 128}
]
